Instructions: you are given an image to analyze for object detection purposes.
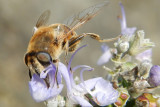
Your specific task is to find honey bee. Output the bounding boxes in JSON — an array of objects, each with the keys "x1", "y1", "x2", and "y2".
[{"x1": 24, "y1": 1, "x2": 119, "y2": 78}]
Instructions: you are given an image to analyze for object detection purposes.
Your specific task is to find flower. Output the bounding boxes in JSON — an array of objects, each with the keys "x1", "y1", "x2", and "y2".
[
  {"x1": 82, "y1": 77, "x2": 119, "y2": 106},
  {"x1": 29, "y1": 57, "x2": 64, "y2": 102},
  {"x1": 118, "y1": 2, "x2": 136, "y2": 36},
  {"x1": 29, "y1": 45, "x2": 119, "y2": 106},
  {"x1": 67, "y1": 45, "x2": 119, "y2": 106},
  {"x1": 67, "y1": 65, "x2": 119, "y2": 106},
  {"x1": 128, "y1": 30, "x2": 155, "y2": 56},
  {"x1": 29, "y1": 72, "x2": 63, "y2": 102},
  {"x1": 97, "y1": 44, "x2": 112, "y2": 65},
  {"x1": 97, "y1": 3, "x2": 138, "y2": 66},
  {"x1": 149, "y1": 65, "x2": 160, "y2": 87}
]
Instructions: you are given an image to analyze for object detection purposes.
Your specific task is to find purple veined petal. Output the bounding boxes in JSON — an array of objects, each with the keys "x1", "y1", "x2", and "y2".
[
  {"x1": 67, "y1": 66, "x2": 95, "y2": 106},
  {"x1": 68, "y1": 45, "x2": 87, "y2": 77},
  {"x1": 48, "y1": 69, "x2": 56, "y2": 88},
  {"x1": 40, "y1": 63, "x2": 56, "y2": 79},
  {"x1": 72, "y1": 65, "x2": 92, "y2": 72},
  {"x1": 80, "y1": 67, "x2": 94, "y2": 86},
  {"x1": 70, "y1": 65, "x2": 93, "y2": 87},
  {"x1": 58, "y1": 62, "x2": 72, "y2": 92},
  {"x1": 40, "y1": 67, "x2": 52, "y2": 78},
  {"x1": 88, "y1": 78, "x2": 119, "y2": 106},
  {"x1": 75, "y1": 65, "x2": 102, "y2": 91},
  {"x1": 49, "y1": 83, "x2": 64, "y2": 99},
  {"x1": 136, "y1": 49, "x2": 152, "y2": 62},
  {"x1": 48, "y1": 62, "x2": 62, "y2": 88},
  {"x1": 30, "y1": 74, "x2": 46, "y2": 88},
  {"x1": 56, "y1": 71, "x2": 62, "y2": 84},
  {"x1": 93, "y1": 79, "x2": 119, "y2": 106},
  {"x1": 29, "y1": 74, "x2": 64, "y2": 102},
  {"x1": 149, "y1": 65, "x2": 160, "y2": 87},
  {"x1": 40, "y1": 64, "x2": 57, "y2": 88},
  {"x1": 79, "y1": 77, "x2": 102, "y2": 91},
  {"x1": 50, "y1": 61, "x2": 62, "y2": 85},
  {"x1": 67, "y1": 45, "x2": 87, "y2": 87},
  {"x1": 67, "y1": 65, "x2": 94, "y2": 96},
  {"x1": 73, "y1": 67, "x2": 94, "y2": 93},
  {"x1": 97, "y1": 48, "x2": 112, "y2": 65},
  {"x1": 78, "y1": 68, "x2": 118, "y2": 106}
]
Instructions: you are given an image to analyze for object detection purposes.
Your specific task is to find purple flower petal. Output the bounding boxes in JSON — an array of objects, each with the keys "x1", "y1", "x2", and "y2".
[
  {"x1": 40, "y1": 63, "x2": 60, "y2": 88},
  {"x1": 79, "y1": 67, "x2": 94, "y2": 85},
  {"x1": 88, "y1": 78, "x2": 118, "y2": 106},
  {"x1": 29, "y1": 74, "x2": 63, "y2": 102},
  {"x1": 66, "y1": 56, "x2": 118, "y2": 106},
  {"x1": 149, "y1": 65, "x2": 160, "y2": 87},
  {"x1": 78, "y1": 68, "x2": 119, "y2": 106},
  {"x1": 67, "y1": 65, "x2": 95, "y2": 106},
  {"x1": 68, "y1": 45, "x2": 87, "y2": 77},
  {"x1": 40, "y1": 66, "x2": 53, "y2": 79},
  {"x1": 67, "y1": 84, "x2": 90, "y2": 106},
  {"x1": 67, "y1": 45, "x2": 88, "y2": 87},
  {"x1": 97, "y1": 47, "x2": 111, "y2": 65},
  {"x1": 58, "y1": 62, "x2": 72, "y2": 92},
  {"x1": 136, "y1": 49, "x2": 152, "y2": 62},
  {"x1": 79, "y1": 77, "x2": 102, "y2": 91},
  {"x1": 119, "y1": 3, "x2": 126, "y2": 31},
  {"x1": 66, "y1": 65, "x2": 92, "y2": 87},
  {"x1": 72, "y1": 65, "x2": 92, "y2": 72},
  {"x1": 40, "y1": 63, "x2": 56, "y2": 79},
  {"x1": 101, "y1": 43, "x2": 109, "y2": 52},
  {"x1": 118, "y1": 2, "x2": 136, "y2": 36},
  {"x1": 91, "y1": 78, "x2": 119, "y2": 106},
  {"x1": 121, "y1": 27, "x2": 137, "y2": 36}
]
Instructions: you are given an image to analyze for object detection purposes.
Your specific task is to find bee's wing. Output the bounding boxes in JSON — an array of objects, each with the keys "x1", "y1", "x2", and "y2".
[
  {"x1": 63, "y1": 1, "x2": 109, "y2": 33},
  {"x1": 36, "y1": 10, "x2": 51, "y2": 28}
]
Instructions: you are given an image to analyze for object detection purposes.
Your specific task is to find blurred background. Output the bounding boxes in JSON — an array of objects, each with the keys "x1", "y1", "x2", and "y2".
[{"x1": 0, "y1": 0, "x2": 160, "y2": 107}]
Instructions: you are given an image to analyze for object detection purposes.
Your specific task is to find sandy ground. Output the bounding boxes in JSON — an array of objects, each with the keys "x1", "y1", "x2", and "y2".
[{"x1": 0, "y1": 0, "x2": 160, "y2": 107}]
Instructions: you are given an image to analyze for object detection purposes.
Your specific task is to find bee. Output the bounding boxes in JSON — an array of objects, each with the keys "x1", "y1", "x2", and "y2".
[{"x1": 24, "y1": 1, "x2": 119, "y2": 78}]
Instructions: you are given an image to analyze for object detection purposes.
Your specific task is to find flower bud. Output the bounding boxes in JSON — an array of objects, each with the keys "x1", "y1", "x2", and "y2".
[
  {"x1": 149, "y1": 65, "x2": 160, "y2": 87},
  {"x1": 118, "y1": 42, "x2": 129, "y2": 53},
  {"x1": 128, "y1": 30, "x2": 155, "y2": 56}
]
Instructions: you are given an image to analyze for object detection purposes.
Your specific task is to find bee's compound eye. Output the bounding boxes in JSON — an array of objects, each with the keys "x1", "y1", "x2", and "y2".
[{"x1": 36, "y1": 52, "x2": 52, "y2": 63}]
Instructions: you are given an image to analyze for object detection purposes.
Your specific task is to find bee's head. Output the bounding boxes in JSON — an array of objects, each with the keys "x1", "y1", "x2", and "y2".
[{"x1": 24, "y1": 51, "x2": 52, "y2": 77}]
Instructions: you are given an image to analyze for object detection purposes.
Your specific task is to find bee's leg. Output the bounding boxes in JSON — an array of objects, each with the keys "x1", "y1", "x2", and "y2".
[
  {"x1": 64, "y1": 41, "x2": 69, "y2": 64},
  {"x1": 68, "y1": 35, "x2": 84, "y2": 52},
  {"x1": 53, "y1": 59, "x2": 59, "y2": 88},
  {"x1": 56, "y1": 63, "x2": 59, "y2": 88},
  {"x1": 68, "y1": 33, "x2": 120, "y2": 52},
  {"x1": 62, "y1": 40, "x2": 69, "y2": 65},
  {"x1": 64, "y1": 54, "x2": 68, "y2": 67},
  {"x1": 29, "y1": 69, "x2": 32, "y2": 79},
  {"x1": 83, "y1": 33, "x2": 121, "y2": 42}
]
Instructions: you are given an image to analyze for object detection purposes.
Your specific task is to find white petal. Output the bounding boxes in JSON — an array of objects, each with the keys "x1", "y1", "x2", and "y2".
[
  {"x1": 69, "y1": 95, "x2": 92, "y2": 107},
  {"x1": 97, "y1": 50, "x2": 112, "y2": 65},
  {"x1": 85, "y1": 78, "x2": 119, "y2": 106}
]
